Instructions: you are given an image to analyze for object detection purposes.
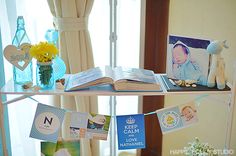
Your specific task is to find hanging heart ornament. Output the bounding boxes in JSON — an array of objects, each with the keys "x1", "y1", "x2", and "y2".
[{"x1": 4, "y1": 43, "x2": 32, "y2": 71}]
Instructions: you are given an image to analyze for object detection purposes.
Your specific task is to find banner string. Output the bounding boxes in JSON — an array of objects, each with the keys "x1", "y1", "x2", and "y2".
[
  {"x1": 194, "y1": 94, "x2": 208, "y2": 106},
  {"x1": 28, "y1": 96, "x2": 158, "y2": 116},
  {"x1": 28, "y1": 96, "x2": 39, "y2": 103},
  {"x1": 4, "y1": 94, "x2": 229, "y2": 117},
  {"x1": 144, "y1": 111, "x2": 156, "y2": 116}
]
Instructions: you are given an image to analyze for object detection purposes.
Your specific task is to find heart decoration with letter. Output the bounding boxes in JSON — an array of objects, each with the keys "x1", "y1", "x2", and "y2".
[{"x1": 4, "y1": 43, "x2": 32, "y2": 71}]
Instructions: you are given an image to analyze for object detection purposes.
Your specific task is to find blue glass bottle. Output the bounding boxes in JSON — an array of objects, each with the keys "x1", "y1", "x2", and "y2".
[
  {"x1": 12, "y1": 16, "x2": 33, "y2": 84},
  {"x1": 45, "y1": 29, "x2": 66, "y2": 80}
]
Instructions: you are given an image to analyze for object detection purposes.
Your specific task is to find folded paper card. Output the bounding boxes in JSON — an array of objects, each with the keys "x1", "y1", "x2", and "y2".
[
  {"x1": 70, "y1": 112, "x2": 111, "y2": 140},
  {"x1": 70, "y1": 112, "x2": 88, "y2": 139},
  {"x1": 156, "y1": 101, "x2": 198, "y2": 134},
  {"x1": 116, "y1": 114, "x2": 146, "y2": 150},
  {"x1": 30, "y1": 103, "x2": 65, "y2": 142}
]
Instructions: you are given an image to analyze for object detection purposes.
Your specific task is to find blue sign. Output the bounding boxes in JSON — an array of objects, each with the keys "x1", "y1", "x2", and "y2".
[{"x1": 116, "y1": 114, "x2": 145, "y2": 150}]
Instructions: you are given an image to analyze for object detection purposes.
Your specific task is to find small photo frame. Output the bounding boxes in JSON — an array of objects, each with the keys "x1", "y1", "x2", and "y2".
[{"x1": 166, "y1": 35, "x2": 211, "y2": 86}]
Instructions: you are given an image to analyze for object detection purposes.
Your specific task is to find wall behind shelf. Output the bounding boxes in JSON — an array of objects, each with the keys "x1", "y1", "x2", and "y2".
[{"x1": 164, "y1": 0, "x2": 236, "y2": 155}]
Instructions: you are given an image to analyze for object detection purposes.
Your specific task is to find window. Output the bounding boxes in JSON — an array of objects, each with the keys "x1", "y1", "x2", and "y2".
[
  {"x1": 1, "y1": 0, "x2": 53, "y2": 156},
  {"x1": 90, "y1": 1, "x2": 141, "y2": 155}
]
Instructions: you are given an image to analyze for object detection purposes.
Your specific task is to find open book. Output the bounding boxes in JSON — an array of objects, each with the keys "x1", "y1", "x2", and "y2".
[{"x1": 65, "y1": 66, "x2": 161, "y2": 92}]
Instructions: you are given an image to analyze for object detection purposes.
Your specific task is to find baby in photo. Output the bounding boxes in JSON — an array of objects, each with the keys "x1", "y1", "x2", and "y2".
[
  {"x1": 180, "y1": 103, "x2": 198, "y2": 125},
  {"x1": 172, "y1": 41, "x2": 207, "y2": 85}
]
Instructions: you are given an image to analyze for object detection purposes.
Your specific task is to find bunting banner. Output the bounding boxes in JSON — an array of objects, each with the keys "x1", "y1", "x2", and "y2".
[
  {"x1": 116, "y1": 114, "x2": 146, "y2": 150},
  {"x1": 30, "y1": 103, "x2": 66, "y2": 142},
  {"x1": 28, "y1": 98, "x2": 201, "y2": 149},
  {"x1": 156, "y1": 101, "x2": 198, "y2": 134}
]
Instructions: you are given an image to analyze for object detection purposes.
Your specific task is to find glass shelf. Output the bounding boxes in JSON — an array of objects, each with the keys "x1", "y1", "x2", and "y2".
[
  {"x1": 0, "y1": 74, "x2": 231, "y2": 96},
  {"x1": 0, "y1": 74, "x2": 234, "y2": 156}
]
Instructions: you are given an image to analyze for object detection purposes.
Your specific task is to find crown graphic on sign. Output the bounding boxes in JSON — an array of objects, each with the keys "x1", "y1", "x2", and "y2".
[{"x1": 126, "y1": 116, "x2": 135, "y2": 124}]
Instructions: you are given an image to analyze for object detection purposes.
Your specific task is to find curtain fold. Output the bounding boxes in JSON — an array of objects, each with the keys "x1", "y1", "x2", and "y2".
[{"x1": 47, "y1": 0, "x2": 98, "y2": 156}]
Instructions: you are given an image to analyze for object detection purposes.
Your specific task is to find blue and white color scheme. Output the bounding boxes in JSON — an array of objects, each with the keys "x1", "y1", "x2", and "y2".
[
  {"x1": 30, "y1": 103, "x2": 65, "y2": 143},
  {"x1": 157, "y1": 107, "x2": 183, "y2": 134},
  {"x1": 167, "y1": 35, "x2": 210, "y2": 86},
  {"x1": 116, "y1": 114, "x2": 146, "y2": 150},
  {"x1": 156, "y1": 102, "x2": 198, "y2": 134}
]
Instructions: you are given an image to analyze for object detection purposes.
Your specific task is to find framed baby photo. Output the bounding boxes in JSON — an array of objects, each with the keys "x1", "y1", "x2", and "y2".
[{"x1": 166, "y1": 35, "x2": 211, "y2": 86}]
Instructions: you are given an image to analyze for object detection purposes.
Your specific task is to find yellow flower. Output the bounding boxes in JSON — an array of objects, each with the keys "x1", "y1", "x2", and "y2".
[{"x1": 29, "y1": 42, "x2": 58, "y2": 62}]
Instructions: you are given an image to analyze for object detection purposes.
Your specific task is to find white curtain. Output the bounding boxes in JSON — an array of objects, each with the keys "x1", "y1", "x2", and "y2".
[{"x1": 47, "y1": 0, "x2": 98, "y2": 156}]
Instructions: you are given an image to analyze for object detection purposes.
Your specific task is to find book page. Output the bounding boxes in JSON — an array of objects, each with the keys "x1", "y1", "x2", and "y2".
[
  {"x1": 66, "y1": 67, "x2": 108, "y2": 90},
  {"x1": 104, "y1": 66, "x2": 114, "y2": 79},
  {"x1": 113, "y1": 66, "x2": 123, "y2": 81},
  {"x1": 114, "y1": 67, "x2": 157, "y2": 84}
]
